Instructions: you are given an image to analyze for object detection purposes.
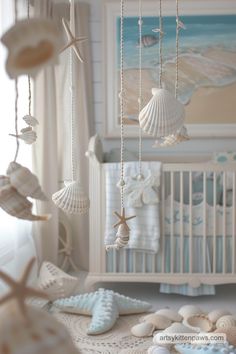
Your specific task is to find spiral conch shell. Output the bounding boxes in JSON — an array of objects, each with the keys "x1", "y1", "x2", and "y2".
[
  {"x1": 52, "y1": 181, "x2": 90, "y2": 215},
  {"x1": 106, "y1": 223, "x2": 130, "y2": 250},
  {"x1": 7, "y1": 161, "x2": 47, "y2": 201},
  {"x1": 216, "y1": 315, "x2": 236, "y2": 329},
  {"x1": 139, "y1": 88, "x2": 185, "y2": 138},
  {"x1": 1, "y1": 18, "x2": 63, "y2": 78}
]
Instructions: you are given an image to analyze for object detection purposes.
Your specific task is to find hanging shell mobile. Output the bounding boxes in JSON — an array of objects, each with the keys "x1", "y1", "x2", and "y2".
[
  {"x1": 23, "y1": 114, "x2": 39, "y2": 127},
  {"x1": 1, "y1": 18, "x2": 63, "y2": 78},
  {"x1": 9, "y1": 126, "x2": 37, "y2": 145}
]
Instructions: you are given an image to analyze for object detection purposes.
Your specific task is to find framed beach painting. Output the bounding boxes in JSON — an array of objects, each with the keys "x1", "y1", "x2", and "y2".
[{"x1": 103, "y1": 0, "x2": 236, "y2": 138}]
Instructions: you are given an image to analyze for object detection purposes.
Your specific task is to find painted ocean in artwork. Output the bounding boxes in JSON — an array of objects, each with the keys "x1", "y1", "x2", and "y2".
[{"x1": 116, "y1": 15, "x2": 236, "y2": 123}]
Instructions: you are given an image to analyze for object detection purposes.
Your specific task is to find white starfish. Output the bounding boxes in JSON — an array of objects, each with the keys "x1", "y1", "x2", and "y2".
[
  {"x1": 53, "y1": 288, "x2": 151, "y2": 335},
  {"x1": 60, "y1": 18, "x2": 87, "y2": 62}
]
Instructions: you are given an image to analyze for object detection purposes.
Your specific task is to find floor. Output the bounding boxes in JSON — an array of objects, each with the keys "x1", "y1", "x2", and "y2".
[{"x1": 76, "y1": 272, "x2": 236, "y2": 314}]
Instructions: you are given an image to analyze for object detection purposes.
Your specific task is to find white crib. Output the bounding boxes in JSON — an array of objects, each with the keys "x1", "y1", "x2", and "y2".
[{"x1": 85, "y1": 135, "x2": 236, "y2": 290}]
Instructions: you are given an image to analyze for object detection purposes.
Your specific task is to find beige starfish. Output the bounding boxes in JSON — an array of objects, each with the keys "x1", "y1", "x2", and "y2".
[
  {"x1": 60, "y1": 18, "x2": 87, "y2": 62},
  {"x1": 0, "y1": 258, "x2": 48, "y2": 319},
  {"x1": 113, "y1": 207, "x2": 136, "y2": 230}
]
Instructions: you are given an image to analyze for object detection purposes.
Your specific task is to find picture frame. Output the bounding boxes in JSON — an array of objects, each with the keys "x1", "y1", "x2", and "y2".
[{"x1": 103, "y1": 0, "x2": 236, "y2": 138}]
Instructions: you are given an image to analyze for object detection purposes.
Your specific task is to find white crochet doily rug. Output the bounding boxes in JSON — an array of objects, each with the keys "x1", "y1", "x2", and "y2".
[{"x1": 54, "y1": 312, "x2": 153, "y2": 354}]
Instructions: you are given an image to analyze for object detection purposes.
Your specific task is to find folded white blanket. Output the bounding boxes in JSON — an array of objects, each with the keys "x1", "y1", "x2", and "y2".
[{"x1": 104, "y1": 161, "x2": 162, "y2": 253}]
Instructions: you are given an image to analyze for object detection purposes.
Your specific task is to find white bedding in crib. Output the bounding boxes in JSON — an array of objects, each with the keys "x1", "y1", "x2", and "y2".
[{"x1": 164, "y1": 196, "x2": 234, "y2": 236}]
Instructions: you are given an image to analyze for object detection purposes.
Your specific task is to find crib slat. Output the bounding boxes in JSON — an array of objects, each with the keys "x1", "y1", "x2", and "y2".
[
  {"x1": 189, "y1": 172, "x2": 193, "y2": 274},
  {"x1": 133, "y1": 251, "x2": 137, "y2": 273},
  {"x1": 233, "y1": 172, "x2": 236, "y2": 274},
  {"x1": 180, "y1": 171, "x2": 184, "y2": 274},
  {"x1": 171, "y1": 172, "x2": 174, "y2": 274},
  {"x1": 152, "y1": 253, "x2": 156, "y2": 273},
  {"x1": 213, "y1": 172, "x2": 217, "y2": 274},
  {"x1": 203, "y1": 172, "x2": 207, "y2": 274},
  {"x1": 142, "y1": 253, "x2": 146, "y2": 273},
  {"x1": 162, "y1": 171, "x2": 166, "y2": 273},
  {"x1": 223, "y1": 172, "x2": 226, "y2": 274},
  {"x1": 123, "y1": 249, "x2": 127, "y2": 273},
  {"x1": 113, "y1": 249, "x2": 117, "y2": 273}
]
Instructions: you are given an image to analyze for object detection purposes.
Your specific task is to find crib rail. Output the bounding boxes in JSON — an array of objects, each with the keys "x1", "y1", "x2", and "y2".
[{"x1": 87, "y1": 136, "x2": 236, "y2": 289}]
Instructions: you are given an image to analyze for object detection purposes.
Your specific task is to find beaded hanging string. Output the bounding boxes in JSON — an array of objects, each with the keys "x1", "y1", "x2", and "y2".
[
  {"x1": 158, "y1": 0, "x2": 163, "y2": 89},
  {"x1": 137, "y1": 0, "x2": 143, "y2": 179},
  {"x1": 13, "y1": 0, "x2": 19, "y2": 162},
  {"x1": 70, "y1": 47, "x2": 77, "y2": 182},
  {"x1": 175, "y1": 0, "x2": 180, "y2": 100},
  {"x1": 27, "y1": 0, "x2": 32, "y2": 117}
]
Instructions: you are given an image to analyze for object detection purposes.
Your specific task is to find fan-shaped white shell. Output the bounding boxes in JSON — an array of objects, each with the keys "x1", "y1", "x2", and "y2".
[
  {"x1": 52, "y1": 181, "x2": 90, "y2": 215},
  {"x1": 148, "y1": 346, "x2": 171, "y2": 354},
  {"x1": 216, "y1": 315, "x2": 236, "y2": 329},
  {"x1": 38, "y1": 262, "x2": 78, "y2": 301},
  {"x1": 183, "y1": 315, "x2": 213, "y2": 332},
  {"x1": 131, "y1": 322, "x2": 155, "y2": 337},
  {"x1": 23, "y1": 114, "x2": 39, "y2": 127},
  {"x1": 20, "y1": 127, "x2": 37, "y2": 144},
  {"x1": 1, "y1": 18, "x2": 63, "y2": 78},
  {"x1": 139, "y1": 88, "x2": 185, "y2": 138},
  {"x1": 7, "y1": 161, "x2": 47, "y2": 200},
  {"x1": 140, "y1": 314, "x2": 171, "y2": 330},
  {"x1": 155, "y1": 309, "x2": 182, "y2": 322},
  {"x1": 0, "y1": 303, "x2": 79, "y2": 354},
  {"x1": 208, "y1": 309, "x2": 231, "y2": 323},
  {"x1": 178, "y1": 305, "x2": 203, "y2": 319}
]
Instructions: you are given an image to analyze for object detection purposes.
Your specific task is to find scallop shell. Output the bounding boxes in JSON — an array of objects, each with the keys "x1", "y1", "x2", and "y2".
[
  {"x1": 139, "y1": 88, "x2": 185, "y2": 138},
  {"x1": 183, "y1": 314, "x2": 213, "y2": 332},
  {"x1": 208, "y1": 309, "x2": 231, "y2": 324},
  {"x1": 216, "y1": 315, "x2": 236, "y2": 329},
  {"x1": 140, "y1": 314, "x2": 171, "y2": 330},
  {"x1": 7, "y1": 161, "x2": 47, "y2": 201},
  {"x1": 0, "y1": 183, "x2": 50, "y2": 221},
  {"x1": 10, "y1": 127, "x2": 37, "y2": 144},
  {"x1": 147, "y1": 346, "x2": 171, "y2": 354},
  {"x1": 0, "y1": 302, "x2": 79, "y2": 354},
  {"x1": 38, "y1": 262, "x2": 78, "y2": 301},
  {"x1": 215, "y1": 326, "x2": 236, "y2": 347},
  {"x1": 1, "y1": 18, "x2": 63, "y2": 78},
  {"x1": 52, "y1": 181, "x2": 90, "y2": 215},
  {"x1": 131, "y1": 322, "x2": 155, "y2": 337},
  {"x1": 155, "y1": 309, "x2": 182, "y2": 322},
  {"x1": 178, "y1": 305, "x2": 203, "y2": 319},
  {"x1": 23, "y1": 114, "x2": 39, "y2": 127}
]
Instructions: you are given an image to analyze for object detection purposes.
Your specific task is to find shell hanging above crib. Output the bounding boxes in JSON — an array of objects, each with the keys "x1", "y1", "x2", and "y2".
[
  {"x1": 23, "y1": 114, "x2": 39, "y2": 127},
  {"x1": 139, "y1": 88, "x2": 185, "y2": 138},
  {"x1": 52, "y1": 181, "x2": 90, "y2": 215},
  {"x1": 153, "y1": 125, "x2": 189, "y2": 148},
  {"x1": 7, "y1": 161, "x2": 47, "y2": 200},
  {"x1": 106, "y1": 223, "x2": 130, "y2": 250},
  {"x1": 9, "y1": 127, "x2": 37, "y2": 145},
  {"x1": 1, "y1": 18, "x2": 63, "y2": 78}
]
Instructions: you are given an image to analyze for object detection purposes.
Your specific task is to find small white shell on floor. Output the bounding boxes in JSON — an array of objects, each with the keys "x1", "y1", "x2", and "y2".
[
  {"x1": 215, "y1": 326, "x2": 236, "y2": 347},
  {"x1": 1, "y1": 18, "x2": 63, "y2": 78},
  {"x1": 208, "y1": 309, "x2": 231, "y2": 323},
  {"x1": 178, "y1": 305, "x2": 203, "y2": 319},
  {"x1": 216, "y1": 315, "x2": 236, "y2": 329},
  {"x1": 140, "y1": 314, "x2": 171, "y2": 330},
  {"x1": 147, "y1": 346, "x2": 170, "y2": 354},
  {"x1": 183, "y1": 315, "x2": 213, "y2": 333},
  {"x1": 7, "y1": 161, "x2": 47, "y2": 201},
  {"x1": 155, "y1": 309, "x2": 182, "y2": 322},
  {"x1": 139, "y1": 88, "x2": 185, "y2": 138},
  {"x1": 131, "y1": 322, "x2": 155, "y2": 337},
  {"x1": 163, "y1": 322, "x2": 197, "y2": 334},
  {"x1": 52, "y1": 181, "x2": 90, "y2": 215},
  {"x1": 23, "y1": 114, "x2": 39, "y2": 127}
]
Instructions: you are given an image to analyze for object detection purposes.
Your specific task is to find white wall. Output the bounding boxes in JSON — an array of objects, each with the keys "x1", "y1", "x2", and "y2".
[{"x1": 81, "y1": 0, "x2": 236, "y2": 158}]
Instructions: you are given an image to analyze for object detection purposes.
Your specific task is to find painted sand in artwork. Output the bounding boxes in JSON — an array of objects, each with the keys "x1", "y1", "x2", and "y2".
[{"x1": 116, "y1": 15, "x2": 236, "y2": 124}]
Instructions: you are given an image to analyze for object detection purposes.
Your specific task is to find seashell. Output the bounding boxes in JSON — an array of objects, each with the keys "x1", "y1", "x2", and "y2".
[
  {"x1": 38, "y1": 262, "x2": 78, "y2": 301},
  {"x1": 178, "y1": 305, "x2": 204, "y2": 319},
  {"x1": 23, "y1": 114, "x2": 39, "y2": 127},
  {"x1": 0, "y1": 302, "x2": 79, "y2": 354},
  {"x1": 216, "y1": 315, "x2": 236, "y2": 329},
  {"x1": 0, "y1": 175, "x2": 10, "y2": 187},
  {"x1": 7, "y1": 161, "x2": 47, "y2": 200},
  {"x1": 155, "y1": 309, "x2": 182, "y2": 322},
  {"x1": 131, "y1": 322, "x2": 155, "y2": 338},
  {"x1": 1, "y1": 18, "x2": 63, "y2": 79},
  {"x1": 106, "y1": 223, "x2": 130, "y2": 250},
  {"x1": 140, "y1": 314, "x2": 171, "y2": 330},
  {"x1": 215, "y1": 326, "x2": 236, "y2": 347},
  {"x1": 0, "y1": 183, "x2": 50, "y2": 221},
  {"x1": 162, "y1": 322, "x2": 197, "y2": 334},
  {"x1": 148, "y1": 346, "x2": 171, "y2": 354},
  {"x1": 52, "y1": 181, "x2": 90, "y2": 215},
  {"x1": 183, "y1": 314, "x2": 213, "y2": 332},
  {"x1": 10, "y1": 127, "x2": 37, "y2": 144},
  {"x1": 139, "y1": 88, "x2": 185, "y2": 138},
  {"x1": 208, "y1": 309, "x2": 231, "y2": 323}
]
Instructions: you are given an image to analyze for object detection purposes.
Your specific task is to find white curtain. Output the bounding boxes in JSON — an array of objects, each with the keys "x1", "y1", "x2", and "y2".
[
  {"x1": 0, "y1": 0, "x2": 37, "y2": 291},
  {"x1": 33, "y1": 0, "x2": 93, "y2": 269}
]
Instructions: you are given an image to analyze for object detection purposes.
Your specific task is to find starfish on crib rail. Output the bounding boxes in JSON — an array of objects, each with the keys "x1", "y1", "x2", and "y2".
[{"x1": 113, "y1": 207, "x2": 136, "y2": 230}]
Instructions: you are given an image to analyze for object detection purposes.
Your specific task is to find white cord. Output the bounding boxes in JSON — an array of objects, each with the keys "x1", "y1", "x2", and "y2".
[
  {"x1": 138, "y1": 0, "x2": 143, "y2": 178},
  {"x1": 175, "y1": 0, "x2": 179, "y2": 99},
  {"x1": 13, "y1": 0, "x2": 19, "y2": 162},
  {"x1": 159, "y1": 0, "x2": 163, "y2": 88},
  {"x1": 27, "y1": 0, "x2": 32, "y2": 116}
]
